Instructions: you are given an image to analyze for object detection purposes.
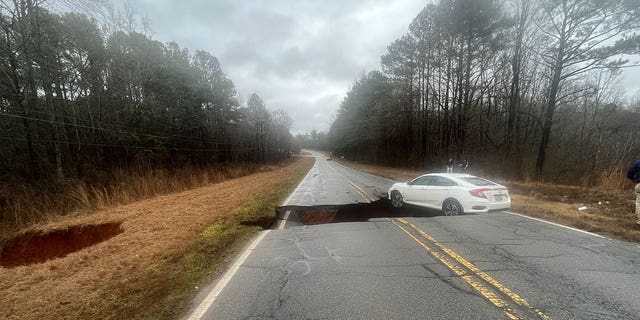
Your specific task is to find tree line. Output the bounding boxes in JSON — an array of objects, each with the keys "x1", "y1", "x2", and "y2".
[
  {"x1": 0, "y1": 0, "x2": 293, "y2": 186},
  {"x1": 294, "y1": 130, "x2": 328, "y2": 151},
  {"x1": 328, "y1": 0, "x2": 640, "y2": 184}
]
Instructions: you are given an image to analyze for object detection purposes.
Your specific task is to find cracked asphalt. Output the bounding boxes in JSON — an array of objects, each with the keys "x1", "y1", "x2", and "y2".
[{"x1": 189, "y1": 152, "x2": 640, "y2": 320}]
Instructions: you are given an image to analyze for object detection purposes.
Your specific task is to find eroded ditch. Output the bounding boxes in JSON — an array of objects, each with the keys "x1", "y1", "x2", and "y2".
[
  {"x1": 0, "y1": 222, "x2": 124, "y2": 268},
  {"x1": 276, "y1": 199, "x2": 446, "y2": 227}
]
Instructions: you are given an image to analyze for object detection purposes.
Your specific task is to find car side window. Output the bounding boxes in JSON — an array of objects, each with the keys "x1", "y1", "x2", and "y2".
[
  {"x1": 430, "y1": 177, "x2": 458, "y2": 186},
  {"x1": 410, "y1": 176, "x2": 432, "y2": 186}
]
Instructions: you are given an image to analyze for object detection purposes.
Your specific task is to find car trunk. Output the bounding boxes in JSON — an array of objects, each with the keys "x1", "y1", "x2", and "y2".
[{"x1": 481, "y1": 187, "x2": 510, "y2": 204}]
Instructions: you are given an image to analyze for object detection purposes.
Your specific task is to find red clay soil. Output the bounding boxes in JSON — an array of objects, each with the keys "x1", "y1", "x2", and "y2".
[
  {"x1": 0, "y1": 222, "x2": 123, "y2": 268},
  {"x1": 301, "y1": 210, "x2": 337, "y2": 225},
  {"x1": 0, "y1": 157, "x2": 313, "y2": 320}
]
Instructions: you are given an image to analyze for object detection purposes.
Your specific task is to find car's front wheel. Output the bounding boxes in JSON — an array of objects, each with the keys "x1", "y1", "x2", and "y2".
[
  {"x1": 443, "y1": 199, "x2": 462, "y2": 216},
  {"x1": 390, "y1": 191, "x2": 404, "y2": 209}
]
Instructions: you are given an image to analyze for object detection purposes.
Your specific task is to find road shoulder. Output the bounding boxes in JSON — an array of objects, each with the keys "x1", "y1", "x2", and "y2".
[{"x1": 0, "y1": 157, "x2": 314, "y2": 320}]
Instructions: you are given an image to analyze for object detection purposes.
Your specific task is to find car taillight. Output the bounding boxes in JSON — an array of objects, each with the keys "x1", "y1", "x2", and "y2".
[{"x1": 469, "y1": 188, "x2": 491, "y2": 199}]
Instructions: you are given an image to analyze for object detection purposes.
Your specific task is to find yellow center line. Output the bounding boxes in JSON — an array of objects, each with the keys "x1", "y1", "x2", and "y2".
[
  {"x1": 393, "y1": 218, "x2": 551, "y2": 320},
  {"x1": 389, "y1": 218, "x2": 520, "y2": 320},
  {"x1": 326, "y1": 163, "x2": 373, "y2": 202}
]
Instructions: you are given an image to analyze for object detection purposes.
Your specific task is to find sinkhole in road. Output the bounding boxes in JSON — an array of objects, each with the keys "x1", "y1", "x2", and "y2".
[
  {"x1": 0, "y1": 222, "x2": 124, "y2": 268},
  {"x1": 277, "y1": 199, "x2": 448, "y2": 226}
]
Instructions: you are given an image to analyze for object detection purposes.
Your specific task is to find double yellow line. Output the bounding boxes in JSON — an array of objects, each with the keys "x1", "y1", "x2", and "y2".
[
  {"x1": 390, "y1": 218, "x2": 550, "y2": 320},
  {"x1": 326, "y1": 163, "x2": 374, "y2": 203},
  {"x1": 324, "y1": 160, "x2": 546, "y2": 318}
]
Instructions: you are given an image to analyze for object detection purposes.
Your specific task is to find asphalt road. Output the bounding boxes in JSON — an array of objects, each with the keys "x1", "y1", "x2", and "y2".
[
  {"x1": 281, "y1": 152, "x2": 394, "y2": 207},
  {"x1": 185, "y1": 151, "x2": 640, "y2": 320}
]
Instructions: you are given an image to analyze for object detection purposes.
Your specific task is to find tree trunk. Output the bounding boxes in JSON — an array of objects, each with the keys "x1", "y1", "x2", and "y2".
[
  {"x1": 43, "y1": 84, "x2": 65, "y2": 183},
  {"x1": 506, "y1": 0, "x2": 528, "y2": 157},
  {"x1": 535, "y1": 6, "x2": 567, "y2": 179}
]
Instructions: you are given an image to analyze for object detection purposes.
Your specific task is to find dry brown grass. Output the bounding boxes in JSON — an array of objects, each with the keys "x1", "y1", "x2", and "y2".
[
  {"x1": 506, "y1": 180, "x2": 639, "y2": 242},
  {"x1": 299, "y1": 150, "x2": 312, "y2": 156},
  {"x1": 327, "y1": 155, "x2": 640, "y2": 242},
  {"x1": 0, "y1": 162, "x2": 283, "y2": 238},
  {"x1": 598, "y1": 164, "x2": 634, "y2": 192},
  {"x1": 0, "y1": 157, "x2": 314, "y2": 320},
  {"x1": 510, "y1": 193, "x2": 640, "y2": 242}
]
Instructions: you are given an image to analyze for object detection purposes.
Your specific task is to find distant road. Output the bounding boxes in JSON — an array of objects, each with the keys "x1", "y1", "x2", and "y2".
[
  {"x1": 281, "y1": 151, "x2": 394, "y2": 207},
  {"x1": 186, "y1": 151, "x2": 640, "y2": 320}
]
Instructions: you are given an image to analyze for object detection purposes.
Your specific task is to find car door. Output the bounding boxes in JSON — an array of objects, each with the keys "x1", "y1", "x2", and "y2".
[
  {"x1": 424, "y1": 176, "x2": 458, "y2": 206},
  {"x1": 403, "y1": 176, "x2": 433, "y2": 204}
]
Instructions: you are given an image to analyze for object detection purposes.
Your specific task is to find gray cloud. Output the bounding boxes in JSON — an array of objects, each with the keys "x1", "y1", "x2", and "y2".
[
  {"x1": 112, "y1": 0, "x2": 424, "y2": 133},
  {"x1": 112, "y1": 0, "x2": 640, "y2": 132}
]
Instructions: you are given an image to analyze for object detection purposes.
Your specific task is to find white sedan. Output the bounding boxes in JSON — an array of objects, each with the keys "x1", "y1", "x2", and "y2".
[{"x1": 387, "y1": 173, "x2": 511, "y2": 215}]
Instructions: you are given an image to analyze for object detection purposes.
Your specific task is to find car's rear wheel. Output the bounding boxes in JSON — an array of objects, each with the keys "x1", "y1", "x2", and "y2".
[
  {"x1": 443, "y1": 199, "x2": 462, "y2": 216},
  {"x1": 391, "y1": 191, "x2": 404, "y2": 209}
]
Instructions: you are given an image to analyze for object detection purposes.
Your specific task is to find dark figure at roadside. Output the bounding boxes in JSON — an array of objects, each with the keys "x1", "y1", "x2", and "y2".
[
  {"x1": 459, "y1": 160, "x2": 469, "y2": 173},
  {"x1": 627, "y1": 159, "x2": 640, "y2": 226},
  {"x1": 446, "y1": 158, "x2": 454, "y2": 173}
]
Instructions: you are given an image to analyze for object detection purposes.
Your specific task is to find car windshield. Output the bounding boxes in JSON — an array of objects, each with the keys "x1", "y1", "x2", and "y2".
[{"x1": 461, "y1": 177, "x2": 496, "y2": 186}]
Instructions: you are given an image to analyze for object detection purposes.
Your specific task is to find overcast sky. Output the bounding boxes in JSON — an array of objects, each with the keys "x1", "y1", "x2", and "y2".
[
  {"x1": 111, "y1": 0, "x2": 640, "y2": 134},
  {"x1": 105, "y1": 0, "x2": 423, "y2": 133}
]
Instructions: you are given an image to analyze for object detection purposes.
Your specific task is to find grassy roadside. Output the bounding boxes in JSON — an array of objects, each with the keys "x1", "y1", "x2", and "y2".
[
  {"x1": 507, "y1": 182, "x2": 639, "y2": 242},
  {"x1": 0, "y1": 156, "x2": 314, "y2": 320},
  {"x1": 146, "y1": 159, "x2": 314, "y2": 320},
  {"x1": 0, "y1": 162, "x2": 271, "y2": 237},
  {"x1": 326, "y1": 154, "x2": 640, "y2": 243}
]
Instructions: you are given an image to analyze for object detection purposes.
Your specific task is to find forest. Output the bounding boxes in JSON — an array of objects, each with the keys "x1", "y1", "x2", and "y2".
[
  {"x1": 328, "y1": 0, "x2": 640, "y2": 185},
  {"x1": 0, "y1": 1, "x2": 293, "y2": 226}
]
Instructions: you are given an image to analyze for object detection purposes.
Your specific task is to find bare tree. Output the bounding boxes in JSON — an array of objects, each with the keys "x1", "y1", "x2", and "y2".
[{"x1": 533, "y1": 0, "x2": 640, "y2": 177}]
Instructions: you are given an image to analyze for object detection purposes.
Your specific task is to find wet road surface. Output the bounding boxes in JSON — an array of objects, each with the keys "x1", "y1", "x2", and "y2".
[
  {"x1": 281, "y1": 152, "x2": 394, "y2": 207},
  {"x1": 186, "y1": 151, "x2": 640, "y2": 320}
]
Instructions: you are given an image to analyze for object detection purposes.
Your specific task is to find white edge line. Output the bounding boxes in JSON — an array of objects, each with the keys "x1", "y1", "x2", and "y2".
[
  {"x1": 188, "y1": 154, "x2": 313, "y2": 318},
  {"x1": 503, "y1": 211, "x2": 606, "y2": 239},
  {"x1": 187, "y1": 230, "x2": 271, "y2": 320},
  {"x1": 276, "y1": 210, "x2": 291, "y2": 230},
  {"x1": 278, "y1": 156, "x2": 317, "y2": 230},
  {"x1": 282, "y1": 157, "x2": 317, "y2": 206}
]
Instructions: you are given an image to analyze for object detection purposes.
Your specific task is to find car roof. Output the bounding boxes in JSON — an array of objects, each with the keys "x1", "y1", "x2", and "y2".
[
  {"x1": 422, "y1": 173, "x2": 475, "y2": 178},
  {"x1": 412, "y1": 173, "x2": 503, "y2": 187}
]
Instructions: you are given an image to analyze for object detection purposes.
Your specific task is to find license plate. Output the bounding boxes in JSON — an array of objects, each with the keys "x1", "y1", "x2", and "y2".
[{"x1": 495, "y1": 195, "x2": 504, "y2": 201}]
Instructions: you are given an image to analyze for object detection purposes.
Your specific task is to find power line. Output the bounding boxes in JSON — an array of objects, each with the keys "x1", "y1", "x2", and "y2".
[
  {"x1": 24, "y1": 109, "x2": 223, "y2": 143},
  {"x1": 0, "y1": 136, "x2": 254, "y2": 152},
  {"x1": 0, "y1": 112, "x2": 240, "y2": 146}
]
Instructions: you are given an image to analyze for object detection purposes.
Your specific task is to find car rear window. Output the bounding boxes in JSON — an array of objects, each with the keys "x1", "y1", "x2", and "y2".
[{"x1": 461, "y1": 177, "x2": 496, "y2": 186}]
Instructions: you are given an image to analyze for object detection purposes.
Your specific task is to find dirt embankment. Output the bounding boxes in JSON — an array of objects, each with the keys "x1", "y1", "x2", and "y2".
[{"x1": 0, "y1": 157, "x2": 314, "y2": 320}]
